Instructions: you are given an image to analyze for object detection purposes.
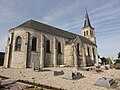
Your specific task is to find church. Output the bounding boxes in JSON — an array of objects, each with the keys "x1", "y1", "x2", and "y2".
[{"x1": 4, "y1": 11, "x2": 99, "y2": 68}]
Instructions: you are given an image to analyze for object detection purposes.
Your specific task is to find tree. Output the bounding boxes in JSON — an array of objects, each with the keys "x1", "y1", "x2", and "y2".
[
  {"x1": 101, "y1": 57, "x2": 106, "y2": 65},
  {"x1": 100, "y1": 57, "x2": 112, "y2": 65},
  {"x1": 115, "y1": 59, "x2": 120, "y2": 64},
  {"x1": 105, "y1": 58, "x2": 112, "y2": 64},
  {"x1": 118, "y1": 52, "x2": 120, "y2": 59}
]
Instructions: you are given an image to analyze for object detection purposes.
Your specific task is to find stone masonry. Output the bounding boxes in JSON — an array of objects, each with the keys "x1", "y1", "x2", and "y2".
[{"x1": 4, "y1": 11, "x2": 99, "y2": 68}]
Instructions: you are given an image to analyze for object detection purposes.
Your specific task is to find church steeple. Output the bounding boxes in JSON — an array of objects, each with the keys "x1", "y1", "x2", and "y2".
[
  {"x1": 82, "y1": 10, "x2": 96, "y2": 44},
  {"x1": 83, "y1": 10, "x2": 93, "y2": 29}
]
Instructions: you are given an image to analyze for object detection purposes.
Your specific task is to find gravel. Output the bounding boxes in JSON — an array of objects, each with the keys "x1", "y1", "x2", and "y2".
[{"x1": 0, "y1": 67, "x2": 120, "y2": 90}]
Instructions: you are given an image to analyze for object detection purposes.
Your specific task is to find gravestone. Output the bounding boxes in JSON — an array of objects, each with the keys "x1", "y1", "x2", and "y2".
[
  {"x1": 63, "y1": 70, "x2": 73, "y2": 79},
  {"x1": 115, "y1": 64, "x2": 120, "y2": 69},
  {"x1": 95, "y1": 69, "x2": 102, "y2": 73},
  {"x1": 110, "y1": 64, "x2": 115, "y2": 69},
  {"x1": 49, "y1": 70, "x2": 64, "y2": 77},
  {"x1": 95, "y1": 77, "x2": 115, "y2": 87},
  {"x1": 73, "y1": 67, "x2": 86, "y2": 71},
  {"x1": 105, "y1": 66, "x2": 109, "y2": 70},
  {"x1": 101, "y1": 65, "x2": 110, "y2": 70},
  {"x1": 63, "y1": 69, "x2": 84, "y2": 79}
]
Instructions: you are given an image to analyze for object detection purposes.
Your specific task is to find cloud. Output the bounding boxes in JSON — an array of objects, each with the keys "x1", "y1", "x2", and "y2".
[
  {"x1": 42, "y1": 0, "x2": 85, "y2": 23},
  {"x1": 0, "y1": 0, "x2": 120, "y2": 59},
  {"x1": 90, "y1": 0, "x2": 119, "y2": 15},
  {"x1": 0, "y1": 34, "x2": 7, "y2": 52},
  {"x1": 98, "y1": 36, "x2": 120, "y2": 59}
]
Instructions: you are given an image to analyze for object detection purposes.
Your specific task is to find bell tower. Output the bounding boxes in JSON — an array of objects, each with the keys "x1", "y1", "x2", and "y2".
[{"x1": 82, "y1": 10, "x2": 96, "y2": 44}]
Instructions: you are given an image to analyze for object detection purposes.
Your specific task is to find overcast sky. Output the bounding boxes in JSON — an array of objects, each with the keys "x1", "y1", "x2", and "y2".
[{"x1": 0, "y1": 0, "x2": 120, "y2": 59}]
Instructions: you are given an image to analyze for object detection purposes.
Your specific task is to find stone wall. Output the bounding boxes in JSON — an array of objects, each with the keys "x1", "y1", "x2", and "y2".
[
  {"x1": 4, "y1": 27, "x2": 98, "y2": 68},
  {"x1": 83, "y1": 43, "x2": 98, "y2": 66},
  {"x1": 31, "y1": 52, "x2": 40, "y2": 69},
  {"x1": 11, "y1": 51, "x2": 26, "y2": 68},
  {"x1": 64, "y1": 44, "x2": 74, "y2": 66},
  {"x1": 4, "y1": 28, "x2": 68, "y2": 68}
]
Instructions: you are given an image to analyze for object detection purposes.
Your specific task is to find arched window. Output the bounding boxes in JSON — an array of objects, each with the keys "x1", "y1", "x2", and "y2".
[
  {"x1": 32, "y1": 37, "x2": 37, "y2": 51},
  {"x1": 90, "y1": 30, "x2": 93, "y2": 37},
  {"x1": 15, "y1": 36, "x2": 22, "y2": 51},
  {"x1": 86, "y1": 31, "x2": 88, "y2": 35},
  {"x1": 84, "y1": 31, "x2": 86, "y2": 36},
  {"x1": 77, "y1": 44, "x2": 80, "y2": 55},
  {"x1": 58, "y1": 42, "x2": 61, "y2": 53},
  {"x1": 87, "y1": 47, "x2": 90, "y2": 56},
  {"x1": 46, "y1": 40, "x2": 50, "y2": 53}
]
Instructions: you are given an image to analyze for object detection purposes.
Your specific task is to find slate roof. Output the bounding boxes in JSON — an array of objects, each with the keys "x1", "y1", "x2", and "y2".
[
  {"x1": 16, "y1": 20, "x2": 96, "y2": 46},
  {"x1": 83, "y1": 10, "x2": 94, "y2": 29}
]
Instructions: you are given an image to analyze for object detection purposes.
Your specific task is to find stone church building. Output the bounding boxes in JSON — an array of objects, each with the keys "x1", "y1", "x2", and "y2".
[{"x1": 4, "y1": 11, "x2": 99, "y2": 68}]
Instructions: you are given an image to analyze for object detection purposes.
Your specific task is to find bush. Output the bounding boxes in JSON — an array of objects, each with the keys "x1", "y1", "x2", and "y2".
[
  {"x1": 115, "y1": 59, "x2": 120, "y2": 64},
  {"x1": 100, "y1": 57, "x2": 112, "y2": 65}
]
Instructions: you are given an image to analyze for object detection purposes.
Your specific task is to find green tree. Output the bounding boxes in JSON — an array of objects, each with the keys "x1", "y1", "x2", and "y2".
[
  {"x1": 105, "y1": 58, "x2": 112, "y2": 64},
  {"x1": 115, "y1": 59, "x2": 120, "y2": 64},
  {"x1": 118, "y1": 52, "x2": 120, "y2": 59},
  {"x1": 101, "y1": 57, "x2": 106, "y2": 65},
  {"x1": 100, "y1": 57, "x2": 112, "y2": 65}
]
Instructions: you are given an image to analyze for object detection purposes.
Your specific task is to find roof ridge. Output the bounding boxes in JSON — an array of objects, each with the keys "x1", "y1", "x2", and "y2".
[
  {"x1": 15, "y1": 19, "x2": 95, "y2": 45},
  {"x1": 26, "y1": 19, "x2": 78, "y2": 36}
]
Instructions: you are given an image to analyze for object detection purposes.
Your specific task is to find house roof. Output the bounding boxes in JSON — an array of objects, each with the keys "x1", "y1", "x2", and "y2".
[{"x1": 16, "y1": 20, "x2": 96, "y2": 46}]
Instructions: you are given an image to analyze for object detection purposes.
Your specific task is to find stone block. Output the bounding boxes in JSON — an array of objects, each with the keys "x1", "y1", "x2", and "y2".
[
  {"x1": 48, "y1": 70, "x2": 64, "y2": 77},
  {"x1": 115, "y1": 64, "x2": 120, "y2": 69},
  {"x1": 73, "y1": 67, "x2": 86, "y2": 71},
  {"x1": 63, "y1": 69, "x2": 84, "y2": 79},
  {"x1": 95, "y1": 77, "x2": 115, "y2": 87},
  {"x1": 110, "y1": 64, "x2": 115, "y2": 69}
]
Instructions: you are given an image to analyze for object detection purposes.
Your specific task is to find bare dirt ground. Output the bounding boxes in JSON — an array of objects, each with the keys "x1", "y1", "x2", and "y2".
[{"x1": 0, "y1": 67, "x2": 120, "y2": 90}]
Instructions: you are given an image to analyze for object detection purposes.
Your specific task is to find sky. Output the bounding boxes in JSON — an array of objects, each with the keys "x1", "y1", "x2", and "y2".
[{"x1": 0, "y1": 0, "x2": 120, "y2": 59}]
